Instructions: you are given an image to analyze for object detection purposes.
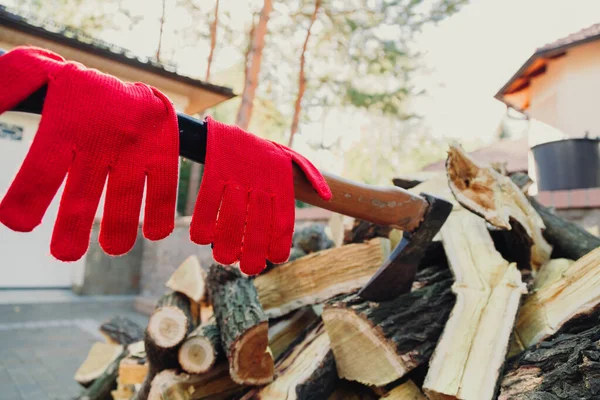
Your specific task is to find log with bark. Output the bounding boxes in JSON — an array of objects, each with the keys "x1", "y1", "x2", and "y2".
[
  {"x1": 446, "y1": 143, "x2": 552, "y2": 271},
  {"x1": 165, "y1": 255, "x2": 206, "y2": 304},
  {"x1": 255, "y1": 238, "x2": 391, "y2": 318},
  {"x1": 292, "y1": 223, "x2": 334, "y2": 254},
  {"x1": 500, "y1": 322, "x2": 600, "y2": 399},
  {"x1": 242, "y1": 322, "x2": 337, "y2": 400},
  {"x1": 209, "y1": 264, "x2": 274, "y2": 385},
  {"x1": 100, "y1": 317, "x2": 145, "y2": 346},
  {"x1": 510, "y1": 172, "x2": 600, "y2": 260},
  {"x1": 322, "y1": 263, "x2": 454, "y2": 386},
  {"x1": 422, "y1": 210, "x2": 527, "y2": 400},
  {"x1": 136, "y1": 291, "x2": 194, "y2": 400},
  {"x1": 178, "y1": 319, "x2": 221, "y2": 374},
  {"x1": 511, "y1": 247, "x2": 600, "y2": 354},
  {"x1": 147, "y1": 363, "x2": 243, "y2": 400}
]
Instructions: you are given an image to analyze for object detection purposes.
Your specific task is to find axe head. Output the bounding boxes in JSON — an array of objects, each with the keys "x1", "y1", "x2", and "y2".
[{"x1": 358, "y1": 193, "x2": 453, "y2": 302}]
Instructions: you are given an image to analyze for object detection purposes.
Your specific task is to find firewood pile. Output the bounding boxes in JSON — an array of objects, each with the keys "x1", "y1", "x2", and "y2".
[{"x1": 74, "y1": 144, "x2": 600, "y2": 400}]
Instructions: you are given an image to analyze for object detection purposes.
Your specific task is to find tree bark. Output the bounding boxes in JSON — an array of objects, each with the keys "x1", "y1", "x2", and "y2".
[
  {"x1": 288, "y1": 0, "x2": 321, "y2": 147},
  {"x1": 235, "y1": 0, "x2": 273, "y2": 130},
  {"x1": 254, "y1": 238, "x2": 391, "y2": 318},
  {"x1": 99, "y1": 317, "x2": 144, "y2": 346},
  {"x1": 178, "y1": 319, "x2": 221, "y2": 374},
  {"x1": 208, "y1": 264, "x2": 274, "y2": 385},
  {"x1": 184, "y1": 0, "x2": 219, "y2": 216},
  {"x1": 499, "y1": 323, "x2": 600, "y2": 400}
]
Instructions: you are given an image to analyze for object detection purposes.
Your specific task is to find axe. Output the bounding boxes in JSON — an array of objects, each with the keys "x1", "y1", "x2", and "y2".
[{"x1": 4, "y1": 56, "x2": 452, "y2": 301}]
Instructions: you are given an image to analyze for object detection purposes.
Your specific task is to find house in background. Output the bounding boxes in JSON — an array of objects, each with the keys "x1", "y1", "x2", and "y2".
[
  {"x1": 495, "y1": 23, "x2": 600, "y2": 236},
  {"x1": 0, "y1": 6, "x2": 235, "y2": 291}
]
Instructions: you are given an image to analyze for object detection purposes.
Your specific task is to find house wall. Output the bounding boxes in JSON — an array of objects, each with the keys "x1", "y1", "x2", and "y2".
[{"x1": 528, "y1": 40, "x2": 600, "y2": 140}]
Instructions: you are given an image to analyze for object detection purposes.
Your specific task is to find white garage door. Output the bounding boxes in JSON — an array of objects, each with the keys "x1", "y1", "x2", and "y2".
[{"x1": 0, "y1": 112, "x2": 78, "y2": 288}]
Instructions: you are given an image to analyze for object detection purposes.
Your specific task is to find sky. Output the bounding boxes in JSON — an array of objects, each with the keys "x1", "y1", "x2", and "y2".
[{"x1": 412, "y1": 0, "x2": 600, "y2": 141}]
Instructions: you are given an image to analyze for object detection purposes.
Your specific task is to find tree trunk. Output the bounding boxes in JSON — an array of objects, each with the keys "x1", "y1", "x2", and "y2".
[
  {"x1": 288, "y1": 0, "x2": 321, "y2": 147},
  {"x1": 208, "y1": 264, "x2": 274, "y2": 385},
  {"x1": 155, "y1": 0, "x2": 166, "y2": 62},
  {"x1": 183, "y1": 0, "x2": 220, "y2": 216},
  {"x1": 235, "y1": 0, "x2": 273, "y2": 130},
  {"x1": 499, "y1": 323, "x2": 600, "y2": 400},
  {"x1": 178, "y1": 319, "x2": 221, "y2": 374},
  {"x1": 254, "y1": 238, "x2": 391, "y2": 318}
]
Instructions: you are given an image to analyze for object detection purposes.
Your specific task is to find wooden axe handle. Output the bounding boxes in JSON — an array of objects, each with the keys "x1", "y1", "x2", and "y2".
[{"x1": 293, "y1": 166, "x2": 428, "y2": 232}]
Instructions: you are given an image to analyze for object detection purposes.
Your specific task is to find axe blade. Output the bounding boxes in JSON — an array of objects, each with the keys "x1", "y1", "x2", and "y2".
[{"x1": 358, "y1": 193, "x2": 453, "y2": 302}]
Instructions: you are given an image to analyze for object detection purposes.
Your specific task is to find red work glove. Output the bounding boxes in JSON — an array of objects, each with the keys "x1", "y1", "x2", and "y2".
[
  {"x1": 190, "y1": 116, "x2": 331, "y2": 275},
  {"x1": 0, "y1": 46, "x2": 179, "y2": 261}
]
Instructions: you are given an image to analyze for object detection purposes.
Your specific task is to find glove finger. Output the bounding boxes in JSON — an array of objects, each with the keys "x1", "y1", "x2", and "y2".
[
  {"x1": 99, "y1": 164, "x2": 145, "y2": 255},
  {"x1": 190, "y1": 175, "x2": 225, "y2": 245},
  {"x1": 240, "y1": 190, "x2": 271, "y2": 275},
  {"x1": 0, "y1": 119, "x2": 73, "y2": 232},
  {"x1": 51, "y1": 154, "x2": 109, "y2": 262},
  {"x1": 268, "y1": 174, "x2": 294, "y2": 264},
  {"x1": 143, "y1": 158, "x2": 178, "y2": 241},
  {"x1": 213, "y1": 184, "x2": 248, "y2": 265},
  {"x1": 142, "y1": 85, "x2": 179, "y2": 241}
]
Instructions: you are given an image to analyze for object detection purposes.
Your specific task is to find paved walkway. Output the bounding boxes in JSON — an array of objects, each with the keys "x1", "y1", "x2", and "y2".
[{"x1": 0, "y1": 291, "x2": 148, "y2": 400}]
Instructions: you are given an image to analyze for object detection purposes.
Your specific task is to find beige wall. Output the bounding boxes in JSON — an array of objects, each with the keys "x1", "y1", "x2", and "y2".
[{"x1": 528, "y1": 40, "x2": 600, "y2": 139}]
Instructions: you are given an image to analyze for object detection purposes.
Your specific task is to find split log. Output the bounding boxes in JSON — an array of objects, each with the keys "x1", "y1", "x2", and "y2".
[
  {"x1": 323, "y1": 276, "x2": 454, "y2": 386},
  {"x1": 381, "y1": 380, "x2": 426, "y2": 400},
  {"x1": 293, "y1": 224, "x2": 334, "y2": 253},
  {"x1": 100, "y1": 317, "x2": 145, "y2": 346},
  {"x1": 77, "y1": 351, "x2": 127, "y2": 400},
  {"x1": 209, "y1": 264, "x2": 274, "y2": 385},
  {"x1": 75, "y1": 342, "x2": 123, "y2": 387},
  {"x1": 268, "y1": 307, "x2": 319, "y2": 360},
  {"x1": 78, "y1": 319, "x2": 144, "y2": 400},
  {"x1": 446, "y1": 143, "x2": 552, "y2": 271},
  {"x1": 255, "y1": 238, "x2": 391, "y2": 318},
  {"x1": 499, "y1": 323, "x2": 600, "y2": 400},
  {"x1": 532, "y1": 258, "x2": 574, "y2": 291},
  {"x1": 136, "y1": 292, "x2": 193, "y2": 400},
  {"x1": 511, "y1": 247, "x2": 600, "y2": 355},
  {"x1": 242, "y1": 322, "x2": 337, "y2": 400},
  {"x1": 118, "y1": 356, "x2": 148, "y2": 386},
  {"x1": 165, "y1": 255, "x2": 206, "y2": 303},
  {"x1": 178, "y1": 319, "x2": 221, "y2": 374},
  {"x1": 422, "y1": 210, "x2": 527, "y2": 400},
  {"x1": 147, "y1": 363, "x2": 243, "y2": 400}
]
